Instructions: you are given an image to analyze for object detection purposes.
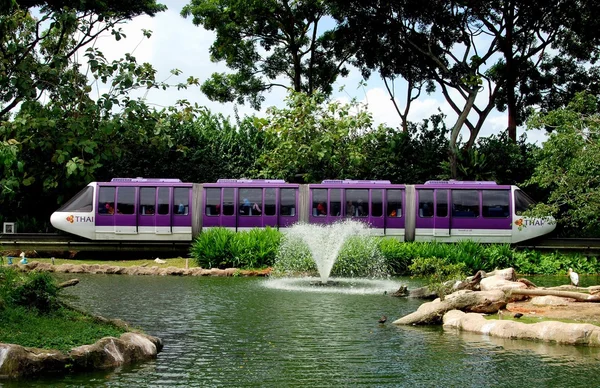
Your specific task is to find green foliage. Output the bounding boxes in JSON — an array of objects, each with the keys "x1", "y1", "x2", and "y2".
[
  {"x1": 271, "y1": 235, "x2": 316, "y2": 276},
  {"x1": 409, "y1": 257, "x2": 467, "y2": 300},
  {"x1": 0, "y1": 268, "x2": 60, "y2": 313},
  {"x1": 181, "y1": 0, "x2": 349, "y2": 109},
  {"x1": 190, "y1": 227, "x2": 282, "y2": 269},
  {"x1": 273, "y1": 235, "x2": 388, "y2": 278},
  {"x1": 332, "y1": 236, "x2": 388, "y2": 278},
  {"x1": 525, "y1": 92, "x2": 600, "y2": 236},
  {"x1": 257, "y1": 92, "x2": 374, "y2": 182},
  {"x1": 190, "y1": 227, "x2": 235, "y2": 269}
]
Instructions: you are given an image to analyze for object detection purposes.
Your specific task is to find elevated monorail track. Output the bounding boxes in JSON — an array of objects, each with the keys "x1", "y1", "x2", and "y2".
[
  {"x1": 2, "y1": 234, "x2": 600, "y2": 255},
  {"x1": 0, "y1": 233, "x2": 191, "y2": 255}
]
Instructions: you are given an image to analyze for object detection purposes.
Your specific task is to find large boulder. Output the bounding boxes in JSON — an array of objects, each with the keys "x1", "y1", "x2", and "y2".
[{"x1": 443, "y1": 310, "x2": 600, "y2": 346}]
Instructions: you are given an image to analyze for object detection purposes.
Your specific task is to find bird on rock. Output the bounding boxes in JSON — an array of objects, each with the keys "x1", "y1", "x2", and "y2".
[
  {"x1": 568, "y1": 268, "x2": 579, "y2": 287},
  {"x1": 378, "y1": 315, "x2": 387, "y2": 324}
]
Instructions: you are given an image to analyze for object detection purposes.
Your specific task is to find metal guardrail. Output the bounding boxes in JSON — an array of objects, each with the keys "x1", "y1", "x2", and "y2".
[
  {"x1": 0, "y1": 233, "x2": 191, "y2": 253},
  {"x1": 2, "y1": 234, "x2": 599, "y2": 253}
]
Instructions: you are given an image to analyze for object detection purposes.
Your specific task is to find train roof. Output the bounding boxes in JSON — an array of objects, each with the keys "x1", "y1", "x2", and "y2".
[
  {"x1": 97, "y1": 178, "x2": 193, "y2": 186},
  {"x1": 418, "y1": 180, "x2": 512, "y2": 189},
  {"x1": 204, "y1": 179, "x2": 299, "y2": 187},
  {"x1": 310, "y1": 180, "x2": 405, "y2": 188}
]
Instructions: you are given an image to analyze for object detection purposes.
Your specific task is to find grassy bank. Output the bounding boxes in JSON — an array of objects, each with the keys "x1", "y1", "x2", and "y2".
[
  {"x1": 0, "y1": 306, "x2": 126, "y2": 352},
  {"x1": 0, "y1": 268, "x2": 127, "y2": 351}
]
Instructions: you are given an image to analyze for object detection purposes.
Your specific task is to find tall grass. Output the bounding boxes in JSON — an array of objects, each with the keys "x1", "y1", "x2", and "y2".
[{"x1": 190, "y1": 227, "x2": 282, "y2": 269}]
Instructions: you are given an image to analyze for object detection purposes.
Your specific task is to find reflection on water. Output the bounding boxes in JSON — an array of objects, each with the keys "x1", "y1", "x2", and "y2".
[{"x1": 5, "y1": 274, "x2": 600, "y2": 387}]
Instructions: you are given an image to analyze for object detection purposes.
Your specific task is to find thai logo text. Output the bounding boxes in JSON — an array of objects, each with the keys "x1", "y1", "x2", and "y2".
[{"x1": 66, "y1": 215, "x2": 94, "y2": 223}]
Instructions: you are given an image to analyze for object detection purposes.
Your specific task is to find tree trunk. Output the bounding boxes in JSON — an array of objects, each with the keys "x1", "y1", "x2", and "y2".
[
  {"x1": 509, "y1": 289, "x2": 600, "y2": 302},
  {"x1": 504, "y1": 1, "x2": 517, "y2": 142}
]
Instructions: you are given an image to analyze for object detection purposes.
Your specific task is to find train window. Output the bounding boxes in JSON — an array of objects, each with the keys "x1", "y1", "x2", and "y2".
[
  {"x1": 223, "y1": 188, "x2": 235, "y2": 216},
  {"x1": 330, "y1": 189, "x2": 342, "y2": 216},
  {"x1": 515, "y1": 190, "x2": 536, "y2": 216},
  {"x1": 157, "y1": 187, "x2": 170, "y2": 215},
  {"x1": 483, "y1": 190, "x2": 509, "y2": 218},
  {"x1": 346, "y1": 189, "x2": 368, "y2": 217},
  {"x1": 452, "y1": 190, "x2": 480, "y2": 218},
  {"x1": 98, "y1": 186, "x2": 116, "y2": 215},
  {"x1": 117, "y1": 187, "x2": 135, "y2": 215},
  {"x1": 387, "y1": 189, "x2": 402, "y2": 217},
  {"x1": 240, "y1": 188, "x2": 262, "y2": 216},
  {"x1": 372, "y1": 189, "x2": 383, "y2": 217},
  {"x1": 140, "y1": 187, "x2": 156, "y2": 215},
  {"x1": 312, "y1": 188, "x2": 327, "y2": 216},
  {"x1": 265, "y1": 188, "x2": 276, "y2": 216},
  {"x1": 206, "y1": 188, "x2": 221, "y2": 216},
  {"x1": 280, "y1": 188, "x2": 296, "y2": 216},
  {"x1": 436, "y1": 190, "x2": 448, "y2": 217},
  {"x1": 57, "y1": 186, "x2": 93, "y2": 212},
  {"x1": 174, "y1": 188, "x2": 189, "y2": 215},
  {"x1": 418, "y1": 189, "x2": 434, "y2": 218}
]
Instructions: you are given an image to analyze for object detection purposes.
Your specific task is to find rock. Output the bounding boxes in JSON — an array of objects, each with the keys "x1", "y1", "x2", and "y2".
[
  {"x1": 443, "y1": 310, "x2": 600, "y2": 346},
  {"x1": 393, "y1": 289, "x2": 507, "y2": 325}
]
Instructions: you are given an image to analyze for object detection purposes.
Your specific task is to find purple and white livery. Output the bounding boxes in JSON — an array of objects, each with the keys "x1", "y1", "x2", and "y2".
[{"x1": 51, "y1": 178, "x2": 554, "y2": 243}]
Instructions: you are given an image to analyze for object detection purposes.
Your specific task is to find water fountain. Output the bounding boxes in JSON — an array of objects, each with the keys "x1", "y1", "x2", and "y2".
[{"x1": 267, "y1": 220, "x2": 401, "y2": 294}]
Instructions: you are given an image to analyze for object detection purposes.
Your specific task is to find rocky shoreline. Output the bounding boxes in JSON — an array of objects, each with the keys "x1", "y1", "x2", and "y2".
[
  {"x1": 0, "y1": 332, "x2": 162, "y2": 379},
  {"x1": 16, "y1": 261, "x2": 273, "y2": 277}
]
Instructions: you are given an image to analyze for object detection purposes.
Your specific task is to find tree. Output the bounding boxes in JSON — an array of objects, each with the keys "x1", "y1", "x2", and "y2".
[
  {"x1": 525, "y1": 92, "x2": 600, "y2": 236},
  {"x1": 328, "y1": 0, "x2": 600, "y2": 176},
  {"x1": 181, "y1": 0, "x2": 352, "y2": 110},
  {"x1": 256, "y1": 92, "x2": 372, "y2": 182}
]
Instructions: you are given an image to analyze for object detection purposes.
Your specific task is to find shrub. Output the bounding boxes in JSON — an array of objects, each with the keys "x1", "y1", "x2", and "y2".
[
  {"x1": 190, "y1": 228, "x2": 235, "y2": 269},
  {"x1": 191, "y1": 227, "x2": 283, "y2": 269},
  {"x1": 0, "y1": 268, "x2": 60, "y2": 313},
  {"x1": 409, "y1": 257, "x2": 467, "y2": 300},
  {"x1": 332, "y1": 236, "x2": 388, "y2": 278}
]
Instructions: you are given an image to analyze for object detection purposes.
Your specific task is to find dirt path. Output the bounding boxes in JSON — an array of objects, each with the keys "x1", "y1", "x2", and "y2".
[{"x1": 507, "y1": 300, "x2": 600, "y2": 325}]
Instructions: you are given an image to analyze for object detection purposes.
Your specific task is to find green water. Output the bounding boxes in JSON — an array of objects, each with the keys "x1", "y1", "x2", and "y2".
[{"x1": 4, "y1": 274, "x2": 600, "y2": 387}]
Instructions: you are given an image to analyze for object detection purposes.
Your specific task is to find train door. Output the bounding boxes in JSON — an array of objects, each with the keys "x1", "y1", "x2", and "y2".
[
  {"x1": 203, "y1": 187, "x2": 222, "y2": 228},
  {"x1": 370, "y1": 189, "x2": 384, "y2": 233},
  {"x1": 96, "y1": 186, "x2": 116, "y2": 236},
  {"x1": 263, "y1": 187, "x2": 278, "y2": 227},
  {"x1": 433, "y1": 189, "x2": 450, "y2": 237},
  {"x1": 114, "y1": 186, "x2": 137, "y2": 235},
  {"x1": 415, "y1": 189, "x2": 434, "y2": 240},
  {"x1": 155, "y1": 186, "x2": 172, "y2": 234},
  {"x1": 172, "y1": 187, "x2": 192, "y2": 238},
  {"x1": 310, "y1": 188, "x2": 328, "y2": 224},
  {"x1": 329, "y1": 188, "x2": 343, "y2": 222},
  {"x1": 221, "y1": 188, "x2": 236, "y2": 230},
  {"x1": 138, "y1": 187, "x2": 156, "y2": 236},
  {"x1": 279, "y1": 188, "x2": 298, "y2": 227},
  {"x1": 449, "y1": 189, "x2": 480, "y2": 240},
  {"x1": 385, "y1": 189, "x2": 404, "y2": 237}
]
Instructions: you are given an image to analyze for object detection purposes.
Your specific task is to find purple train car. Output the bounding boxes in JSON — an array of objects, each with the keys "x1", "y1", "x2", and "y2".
[
  {"x1": 51, "y1": 178, "x2": 194, "y2": 241},
  {"x1": 51, "y1": 178, "x2": 555, "y2": 243}
]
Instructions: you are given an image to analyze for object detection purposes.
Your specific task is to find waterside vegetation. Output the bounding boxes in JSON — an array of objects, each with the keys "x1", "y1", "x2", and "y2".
[
  {"x1": 188, "y1": 227, "x2": 599, "y2": 277},
  {"x1": 0, "y1": 267, "x2": 127, "y2": 352}
]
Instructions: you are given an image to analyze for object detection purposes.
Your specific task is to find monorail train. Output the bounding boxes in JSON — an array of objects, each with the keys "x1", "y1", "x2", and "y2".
[{"x1": 50, "y1": 178, "x2": 555, "y2": 244}]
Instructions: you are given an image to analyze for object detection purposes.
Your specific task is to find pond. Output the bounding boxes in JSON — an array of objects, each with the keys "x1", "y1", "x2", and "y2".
[{"x1": 5, "y1": 274, "x2": 600, "y2": 387}]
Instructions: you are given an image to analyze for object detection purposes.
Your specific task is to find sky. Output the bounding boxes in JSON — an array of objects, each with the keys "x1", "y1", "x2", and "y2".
[{"x1": 88, "y1": 0, "x2": 548, "y2": 145}]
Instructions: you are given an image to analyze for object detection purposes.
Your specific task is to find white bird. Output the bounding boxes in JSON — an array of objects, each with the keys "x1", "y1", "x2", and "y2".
[
  {"x1": 154, "y1": 258, "x2": 166, "y2": 264},
  {"x1": 568, "y1": 268, "x2": 579, "y2": 287},
  {"x1": 19, "y1": 251, "x2": 27, "y2": 265}
]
